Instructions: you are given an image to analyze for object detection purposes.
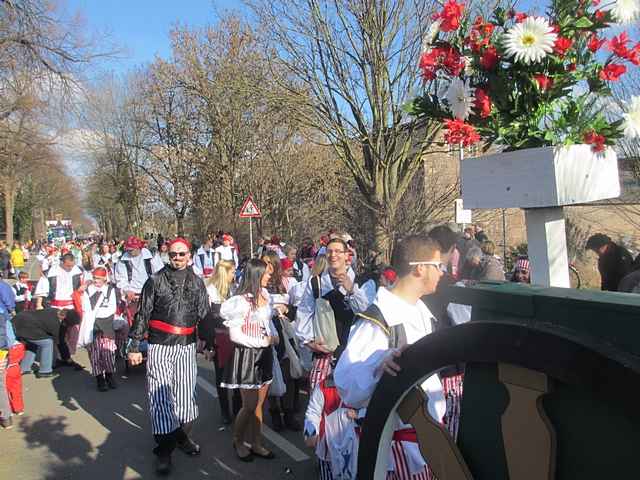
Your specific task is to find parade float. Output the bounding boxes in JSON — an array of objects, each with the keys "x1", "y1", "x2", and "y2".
[{"x1": 360, "y1": 0, "x2": 640, "y2": 478}]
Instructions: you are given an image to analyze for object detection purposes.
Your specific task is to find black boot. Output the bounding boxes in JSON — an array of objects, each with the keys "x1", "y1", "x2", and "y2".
[
  {"x1": 176, "y1": 421, "x2": 200, "y2": 456},
  {"x1": 96, "y1": 374, "x2": 108, "y2": 392},
  {"x1": 154, "y1": 455, "x2": 172, "y2": 476},
  {"x1": 283, "y1": 412, "x2": 302, "y2": 432},
  {"x1": 270, "y1": 410, "x2": 284, "y2": 432},
  {"x1": 105, "y1": 372, "x2": 117, "y2": 389}
]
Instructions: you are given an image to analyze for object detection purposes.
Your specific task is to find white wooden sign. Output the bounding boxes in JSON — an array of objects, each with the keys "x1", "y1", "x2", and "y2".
[{"x1": 455, "y1": 199, "x2": 472, "y2": 224}]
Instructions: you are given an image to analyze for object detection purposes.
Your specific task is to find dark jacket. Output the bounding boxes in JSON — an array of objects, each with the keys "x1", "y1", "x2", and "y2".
[
  {"x1": 598, "y1": 243, "x2": 633, "y2": 292},
  {"x1": 12, "y1": 309, "x2": 61, "y2": 344},
  {"x1": 617, "y1": 269, "x2": 640, "y2": 293},
  {"x1": 129, "y1": 266, "x2": 209, "y2": 350}
]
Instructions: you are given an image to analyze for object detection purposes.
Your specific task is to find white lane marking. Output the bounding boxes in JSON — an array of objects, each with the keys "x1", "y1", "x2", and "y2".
[
  {"x1": 113, "y1": 411, "x2": 143, "y2": 430},
  {"x1": 196, "y1": 375, "x2": 310, "y2": 462},
  {"x1": 197, "y1": 377, "x2": 218, "y2": 398},
  {"x1": 131, "y1": 403, "x2": 143, "y2": 412},
  {"x1": 214, "y1": 458, "x2": 240, "y2": 476}
]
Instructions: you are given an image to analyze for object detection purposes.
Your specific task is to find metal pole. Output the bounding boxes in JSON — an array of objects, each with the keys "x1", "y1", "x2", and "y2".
[
  {"x1": 502, "y1": 208, "x2": 507, "y2": 261},
  {"x1": 249, "y1": 217, "x2": 254, "y2": 259}
]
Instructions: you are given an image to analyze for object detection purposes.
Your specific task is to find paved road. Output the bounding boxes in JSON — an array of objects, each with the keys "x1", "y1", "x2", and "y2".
[{"x1": 2, "y1": 350, "x2": 317, "y2": 479}]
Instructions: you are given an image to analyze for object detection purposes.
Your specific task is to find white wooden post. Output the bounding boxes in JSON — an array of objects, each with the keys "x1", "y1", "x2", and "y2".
[
  {"x1": 249, "y1": 217, "x2": 254, "y2": 259},
  {"x1": 524, "y1": 207, "x2": 570, "y2": 287}
]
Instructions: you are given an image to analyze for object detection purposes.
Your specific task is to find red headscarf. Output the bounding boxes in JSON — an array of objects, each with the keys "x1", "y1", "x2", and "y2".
[
  {"x1": 124, "y1": 236, "x2": 144, "y2": 250},
  {"x1": 280, "y1": 258, "x2": 294, "y2": 270},
  {"x1": 93, "y1": 267, "x2": 108, "y2": 279},
  {"x1": 168, "y1": 237, "x2": 191, "y2": 250}
]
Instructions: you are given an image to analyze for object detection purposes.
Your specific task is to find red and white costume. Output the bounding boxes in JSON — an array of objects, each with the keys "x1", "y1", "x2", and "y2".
[{"x1": 334, "y1": 287, "x2": 446, "y2": 480}]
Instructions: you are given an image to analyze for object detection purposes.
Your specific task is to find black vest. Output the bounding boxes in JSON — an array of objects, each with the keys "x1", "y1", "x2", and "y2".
[
  {"x1": 48, "y1": 272, "x2": 82, "y2": 301},
  {"x1": 356, "y1": 303, "x2": 407, "y2": 349},
  {"x1": 123, "y1": 257, "x2": 152, "y2": 282}
]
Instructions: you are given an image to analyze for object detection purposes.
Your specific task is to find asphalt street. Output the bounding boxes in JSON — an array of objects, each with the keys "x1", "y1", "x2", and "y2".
[{"x1": 2, "y1": 350, "x2": 318, "y2": 479}]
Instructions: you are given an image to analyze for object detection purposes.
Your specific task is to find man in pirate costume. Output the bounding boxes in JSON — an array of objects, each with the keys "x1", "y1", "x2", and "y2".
[
  {"x1": 115, "y1": 236, "x2": 164, "y2": 351},
  {"x1": 128, "y1": 237, "x2": 209, "y2": 476},
  {"x1": 77, "y1": 267, "x2": 119, "y2": 391},
  {"x1": 295, "y1": 237, "x2": 371, "y2": 389},
  {"x1": 34, "y1": 252, "x2": 84, "y2": 369},
  {"x1": 334, "y1": 234, "x2": 447, "y2": 480},
  {"x1": 193, "y1": 237, "x2": 217, "y2": 279}
]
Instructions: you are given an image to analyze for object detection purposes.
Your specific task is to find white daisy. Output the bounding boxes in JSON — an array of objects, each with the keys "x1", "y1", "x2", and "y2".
[
  {"x1": 504, "y1": 16, "x2": 557, "y2": 64},
  {"x1": 445, "y1": 77, "x2": 475, "y2": 120},
  {"x1": 611, "y1": 0, "x2": 640, "y2": 23},
  {"x1": 422, "y1": 19, "x2": 442, "y2": 53},
  {"x1": 624, "y1": 96, "x2": 640, "y2": 139}
]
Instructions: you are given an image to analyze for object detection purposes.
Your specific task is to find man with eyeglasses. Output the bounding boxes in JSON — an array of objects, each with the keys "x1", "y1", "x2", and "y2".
[
  {"x1": 127, "y1": 237, "x2": 209, "y2": 476},
  {"x1": 334, "y1": 234, "x2": 446, "y2": 480},
  {"x1": 295, "y1": 236, "x2": 371, "y2": 388}
]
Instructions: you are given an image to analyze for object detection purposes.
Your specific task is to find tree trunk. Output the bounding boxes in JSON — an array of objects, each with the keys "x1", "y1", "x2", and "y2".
[
  {"x1": 176, "y1": 213, "x2": 185, "y2": 237},
  {"x1": 4, "y1": 182, "x2": 16, "y2": 246}
]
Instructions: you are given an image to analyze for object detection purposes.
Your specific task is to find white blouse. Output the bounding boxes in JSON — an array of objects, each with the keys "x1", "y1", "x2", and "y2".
[{"x1": 221, "y1": 290, "x2": 278, "y2": 348}]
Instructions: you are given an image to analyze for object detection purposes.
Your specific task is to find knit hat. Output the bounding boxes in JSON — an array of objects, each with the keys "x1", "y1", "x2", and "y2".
[{"x1": 515, "y1": 257, "x2": 530, "y2": 273}]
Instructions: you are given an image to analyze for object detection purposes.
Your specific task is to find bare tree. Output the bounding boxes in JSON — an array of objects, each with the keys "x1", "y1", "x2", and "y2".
[{"x1": 247, "y1": 0, "x2": 445, "y2": 260}]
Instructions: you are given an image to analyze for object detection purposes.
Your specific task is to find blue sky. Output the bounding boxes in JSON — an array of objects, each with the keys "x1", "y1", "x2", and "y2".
[{"x1": 64, "y1": 0, "x2": 245, "y2": 73}]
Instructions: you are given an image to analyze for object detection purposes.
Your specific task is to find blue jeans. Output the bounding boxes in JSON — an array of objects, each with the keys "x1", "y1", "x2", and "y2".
[{"x1": 20, "y1": 338, "x2": 54, "y2": 374}]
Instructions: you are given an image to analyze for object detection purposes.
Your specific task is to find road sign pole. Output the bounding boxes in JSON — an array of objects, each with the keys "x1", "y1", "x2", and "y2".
[{"x1": 249, "y1": 217, "x2": 254, "y2": 259}]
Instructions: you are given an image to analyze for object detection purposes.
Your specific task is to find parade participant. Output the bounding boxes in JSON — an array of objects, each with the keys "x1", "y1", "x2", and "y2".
[
  {"x1": 10, "y1": 243, "x2": 25, "y2": 277},
  {"x1": 0, "y1": 306, "x2": 13, "y2": 429},
  {"x1": 285, "y1": 245, "x2": 310, "y2": 283},
  {"x1": 261, "y1": 251, "x2": 302, "y2": 432},
  {"x1": 266, "y1": 235, "x2": 285, "y2": 259},
  {"x1": 115, "y1": 236, "x2": 164, "y2": 348},
  {"x1": 295, "y1": 237, "x2": 371, "y2": 389},
  {"x1": 334, "y1": 234, "x2": 446, "y2": 480},
  {"x1": 13, "y1": 271, "x2": 32, "y2": 313},
  {"x1": 214, "y1": 234, "x2": 239, "y2": 268},
  {"x1": 78, "y1": 267, "x2": 118, "y2": 392},
  {"x1": 304, "y1": 373, "x2": 361, "y2": 480},
  {"x1": 511, "y1": 257, "x2": 531, "y2": 284},
  {"x1": 199, "y1": 260, "x2": 237, "y2": 424},
  {"x1": 34, "y1": 252, "x2": 83, "y2": 369},
  {"x1": 14, "y1": 308, "x2": 69, "y2": 377},
  {"x1": 93, "y1": 243, "x2": 113, "y2": 270},
  {"x1": 299, "y1": 237, "x2": 317, "y2": 266},
  {"x1": 194, "y1": 237, "x2": 217, "y2": 279},
  {"x1": 158, "y1": 242, "x2": 170, "y2": 265},
  {"x1": 127, "y1": 237, "x2": 209, "y2": 475},
  {"x1": 220, "y1": 258, "x2": 280, "y2": 462}
]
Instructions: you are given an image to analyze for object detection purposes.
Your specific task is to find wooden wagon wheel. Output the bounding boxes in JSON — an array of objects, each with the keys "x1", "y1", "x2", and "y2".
[{"x1": 357, "y1": 321, "x2": 640, "y2": 480}]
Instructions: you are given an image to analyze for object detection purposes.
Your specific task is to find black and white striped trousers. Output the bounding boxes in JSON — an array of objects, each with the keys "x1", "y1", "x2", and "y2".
[{"x1": 146, "y1": 343, "x2": 198, "y2": 435}]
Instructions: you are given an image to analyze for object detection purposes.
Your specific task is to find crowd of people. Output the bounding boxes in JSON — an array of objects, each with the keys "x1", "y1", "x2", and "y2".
[{"x1": 2, "y1": 223, "x2": 631, "y2": 479}]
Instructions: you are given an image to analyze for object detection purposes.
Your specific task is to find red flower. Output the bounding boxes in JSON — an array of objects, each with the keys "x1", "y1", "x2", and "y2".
[
  {"x1": 608, "y1": 32, "x2": 630, "y2": 58},
  {"x1": 567, "y1": 63, "x2": 577, "y2": 72},
  {"x1": 434, "y1": 0, "x2": 464, "y2": 32},
  {"x1": 599, "y1": 63, "x2": 626, "y2": 81},
  {"x1": 480, "y1": 45, "x2": 499, "y2": 70},
  {"x1": 444, "y1": 119, "x2": 481, "y2": 147},
  {"x1": 587, "y1": 34, "x2": 606, "y2": 53},
  {"x1": 583, "y1": 130, "x2": 606, "y2": 152},
  {"x1": 474, "y1": 88, "x2": 492, "y2": 118},
  {"x1": 468, "y1": 16, "x2": 495, "y2": 52},
  {"x1": 627, "y1": 43, "x2": 640, "y2": 66},
  {"x1": 515, "y1": 12, "x2": 528, "y2": 23},
  {"x1": 553, "y1": 36, "x2": 573, "y2": 57},
  {"x1": 534, "y1": 74, "x2": 554, "y2": 91},
  {"x1": 419, "y1": 45, "x2": 464, "y2": 80},
  {"x1": 594, "y1": 9, "x2": 606, "y2": 21}
]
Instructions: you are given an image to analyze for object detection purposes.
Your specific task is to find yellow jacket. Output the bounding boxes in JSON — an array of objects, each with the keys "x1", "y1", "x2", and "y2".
[{"x1": 10, "y1": 248, "x2": 24, "y2": 268}]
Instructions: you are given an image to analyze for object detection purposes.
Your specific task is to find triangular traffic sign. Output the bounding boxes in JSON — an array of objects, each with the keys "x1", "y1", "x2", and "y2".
[{"x1": 239, "y1": 195, "x2": 262, "y2": 218}]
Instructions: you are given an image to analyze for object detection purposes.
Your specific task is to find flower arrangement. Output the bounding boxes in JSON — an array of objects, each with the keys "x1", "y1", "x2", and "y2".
[{"x1": 406, "y1": 0, "x2": 640, "y2": 152}]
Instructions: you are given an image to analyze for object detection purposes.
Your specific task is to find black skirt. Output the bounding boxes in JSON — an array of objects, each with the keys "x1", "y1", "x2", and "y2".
[{"x1": 221, "y1": 344, "x2": 273, "y2": 389}]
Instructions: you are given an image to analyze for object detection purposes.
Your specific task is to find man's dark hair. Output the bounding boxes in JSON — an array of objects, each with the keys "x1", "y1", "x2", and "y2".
[
  {"x1": 326, "y1": 237, "x2": 348, "y2": 251},
  {"x1": 391, "y1": 234, "x2": 441, "y2": 277},
  {"x1": 60, "y1": 253, "x2": 75, "y2": 263},
  {"x1": 585, "y1": 233, "x2": 612, "y2": 251},
  {"x1": 428, "y1": 225, "x2": 458, "y2": 252},
  {"x1": 237, "y1": 258, "x2": 267, "y2": 307}
]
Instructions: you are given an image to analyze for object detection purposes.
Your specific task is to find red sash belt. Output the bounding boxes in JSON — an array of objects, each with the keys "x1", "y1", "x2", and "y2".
[
  {"x1": 393, "y1": 428, "x2": 417, "y2": 443},
  {"x1": 203, "y1": 267, "x2": 214, "y2": 276},
  {"x1": 50, "y1": 299, "x2": 74, "y2": 308},
  {"x1": 149, "y1": 320, "x2": 196, "y2": 336}
]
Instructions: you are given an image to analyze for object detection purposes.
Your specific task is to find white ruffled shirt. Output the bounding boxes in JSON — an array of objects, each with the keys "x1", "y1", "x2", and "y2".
[{"x1": 221, "y1": 290, "x2": 278, "y2": 348}]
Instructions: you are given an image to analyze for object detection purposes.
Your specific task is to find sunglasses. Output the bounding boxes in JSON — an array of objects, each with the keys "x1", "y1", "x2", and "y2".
[
  {"x1": 169, "y1": 251, "x2": 188, "y2": 258},
  {"x1": 408, "y1": 261, "x2": 444, "y2": 270}
]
